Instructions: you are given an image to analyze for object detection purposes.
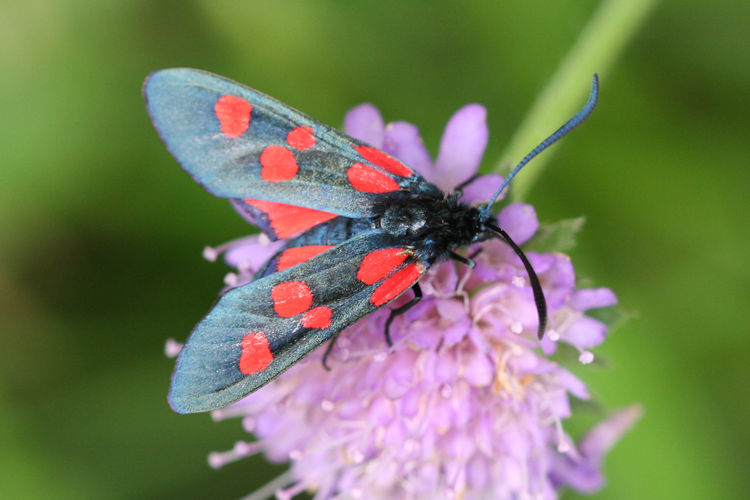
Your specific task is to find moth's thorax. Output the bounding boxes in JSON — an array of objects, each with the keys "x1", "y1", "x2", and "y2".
[{"x1": 377, "y1": 193, "x2": 485, "y2": 260}]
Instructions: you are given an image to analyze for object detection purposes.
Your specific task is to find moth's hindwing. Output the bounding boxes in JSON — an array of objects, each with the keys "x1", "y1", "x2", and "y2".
[
  {"x1": 169, "y1": 230, "x2": 427, "y2": 413},
  {"x1": 252, "y1": 216, "x2": 372, "y2": 278}
]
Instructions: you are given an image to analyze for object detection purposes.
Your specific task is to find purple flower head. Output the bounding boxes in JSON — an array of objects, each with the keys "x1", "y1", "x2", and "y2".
[{"x1": 200, "y1": 104, "x2": 637, "y2": 499}]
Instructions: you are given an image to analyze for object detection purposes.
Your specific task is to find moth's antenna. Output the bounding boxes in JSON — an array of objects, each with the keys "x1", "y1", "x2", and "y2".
[
  {"x1": 486, "y1": 222, "x2": 547, "y2": 339},
  {"x1": 482, "y1": 74, "x2": 599, "y2": 214}
]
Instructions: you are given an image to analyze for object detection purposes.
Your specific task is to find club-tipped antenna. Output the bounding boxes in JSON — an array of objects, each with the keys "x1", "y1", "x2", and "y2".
[
  {"x1": 486, "y1": 222, "x2": 547, "y2": 339},
  {"x1": 482, "y1": 74, "x2": 599, "y2": 214}
]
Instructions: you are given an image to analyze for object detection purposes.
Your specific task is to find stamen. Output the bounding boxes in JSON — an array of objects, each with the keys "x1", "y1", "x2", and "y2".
[
  {"x1": 238, "y1": 470, "x2": 295, "y2": 500},
  {"x1": 511, "y1": 275, "x2": 526, "y2": 288},
  {"x1": 224, "y1": 272, "x2": 239, "y2": 286},
  {"x1": 578, "y1": 351, "x2": 594, "y2": 364},
  {"x1": 208, "y1": 440, "x2": 264, "y2": 469},
  {"x1": 233, "y1": 414, "x2": 251, "y2": 430},
  {"x1": 276, "y1": 480, "x2": 308, "y2": 500},
  {"x1": 211, "y1": 405, "x2": 254, "y2": 421},
  {"x1": 553, "y1": 417, "x2": 568, "y2": 453},
  {"x1": 446, "y1": 463, "x2": 467, "y2": 499},
  {"x1": 440, "y1": 384, "x2": 453, "y2": 398},
  {"x1": 337, "y1": 347, "x2": 351, "y2": 361},
  {"x1": 472, "y1": 302, "x2": 497, "y2": 327},
  {"x1": 202, "y1": 246, "x2": 220, "y2": 262},
  {"x1": 403, "y1": 438, "x2": 419, "y2": 453},
  {"x1": 203, "y1": 235, "x2": 265, "y2": 262},
  {"x1": 372, "y1": 352, "x2": 388, "y2": 362},
  {"x1": 557, "y1": 432, "x2": 577, "y2": 455},
  {"x1": 350, "y1": 449, "x2": 366, "y2": 464},
  {"x1": 164, "y1": 338, "x2": 182, "y2": 358}
]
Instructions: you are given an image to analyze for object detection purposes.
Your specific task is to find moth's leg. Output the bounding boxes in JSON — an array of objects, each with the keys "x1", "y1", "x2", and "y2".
[
  {"x1": 384, "y1": 283, "x2": 423, "y2": 347},
  {"x1": 449, "y1": 250, "x2": 475, "y2": 268},
  {"x1": 321, "y1": 331, "x2": 341, "y2": 371},
  {"x1": 449, "y1": 245, "x2": 484, "y2": 268},
  {"x1": 451, "y1": 248, "x2": 484, "y2": 292},
  {"x1": 466, "y1": 247, "x2": 483, "y2": 262},
  {"x1": 454, "y1": 174, "x2": 479, "y2": 195}
]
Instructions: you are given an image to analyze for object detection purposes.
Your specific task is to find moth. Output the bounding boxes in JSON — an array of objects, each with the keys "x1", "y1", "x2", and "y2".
[{"x1": 144, "y1": 69, "x2": 598, "y2": 413}]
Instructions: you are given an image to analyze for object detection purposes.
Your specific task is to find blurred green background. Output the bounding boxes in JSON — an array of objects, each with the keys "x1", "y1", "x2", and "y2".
[{"x1": 1, "y1": 1, "x2": 748, "y2": 498}]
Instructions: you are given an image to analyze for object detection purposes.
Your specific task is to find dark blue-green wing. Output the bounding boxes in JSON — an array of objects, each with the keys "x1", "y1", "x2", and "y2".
[
  {"x1": 169, "y1": 230, "x2": 428, "y2": 413},
  {"x1": 144, "y1": 68, "x2": 438, "y2": 223}
]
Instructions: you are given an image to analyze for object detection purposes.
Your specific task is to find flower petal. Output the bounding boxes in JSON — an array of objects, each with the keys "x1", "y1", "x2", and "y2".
[
  {"x1": 498, "y1": 203, "x2": 539, "y2": 245},
  {"x1": 421, "y1": 262, "x2": 458, "y2": 295},
  {"x1": 556, "y1": 368, "x2": 590, "y2": 400},
  {"x1": 432, "y1": 349, "x2": 459, "y2": 384},
  {"x1": 537, "y1": 254, "x2": 576, "y2": 307},
  {"x1": 383, "y1": 121, "x2": 433, "y2": 179},
  {"x1": 550, "y1": 405, "x2": 642, "y2": 493},
  {"x1": 462, "y1": 348, "x2": 493, "y2": 386},
  {"x1": 570, "y1": 288, "x2": 618, "y2": 310},
  {"x1": 443, "y1": 316, "x2": 471, "y2": 345},
  {"x1": 434, "y1": 104, "x2": 488, "y2": 191},
  {"x1": 223, "y1": 236, "x2": 284, "y2": 272},
  {"x1": 460, "y1": 173, "x2": 503, "y2": 205},
  {"x1": 435, "y1": 298, "x2": 466, "y2": 322},
  {"x1": 580, "y1": 405, "x2": 643, "y2": 462},
  {"x1": 563, "y1": 316, "x2": 608, "y2": 349},
  {"x1": 344, "y1": 103, "x2": 385, "y2": 147}
]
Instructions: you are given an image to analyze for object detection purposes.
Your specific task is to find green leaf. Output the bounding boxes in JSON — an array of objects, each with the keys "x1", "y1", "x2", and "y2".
[
  {"x1": 527, "y1": 216, "x2": 586, "y2": 253},
  {"x1": 587, "y1": 303, "x2": 634, "y2": 331}
]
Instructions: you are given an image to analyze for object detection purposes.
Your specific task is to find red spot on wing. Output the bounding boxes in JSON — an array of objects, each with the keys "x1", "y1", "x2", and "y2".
[
  {"x1": 215, "y1": 95, "x2": 252, "y2": 138},
  {"x1": 244, "y1": 199, "x2": 338, "y2": 238},
  {"x1": 355, "y1": 145, "x2": 412, "y2": 177},
  {"x1": 370, "y1": 263, "x2": 424, "y2": 306},
  {"x1": 286, "y1": 126, "x2": 316, "y2": 149},
  {"x1": 277, "y1": 245, "x2": 335, "y2": 271},
  {"x1": 347, "y1": 163, "x2": 400, "y2": 193},
  {"x1": 260, "y1": 145, "x2": 299, "y2": 182},
  {"x1": 239, "y1": 331, "x2": 273, "y2": 374},
  {"x1": 357, "y1": 248, "x2": 409, "y2": 285},
  {"x1": 271, "y1": 281, "x2": 313, "y2": 318},
  {"x1": 302, "y1": 306, "x2": 333, "y2": 329}
]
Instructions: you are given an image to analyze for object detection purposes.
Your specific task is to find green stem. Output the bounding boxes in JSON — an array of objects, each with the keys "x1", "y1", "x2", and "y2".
[{"x1": 500, "y1": 0, "x2": 661, "y2": 201}]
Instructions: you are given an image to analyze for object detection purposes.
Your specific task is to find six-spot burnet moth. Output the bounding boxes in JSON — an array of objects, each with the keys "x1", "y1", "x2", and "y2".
[{"x1": 143, "y1": 68, "x2": 599, "y2": 414}]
